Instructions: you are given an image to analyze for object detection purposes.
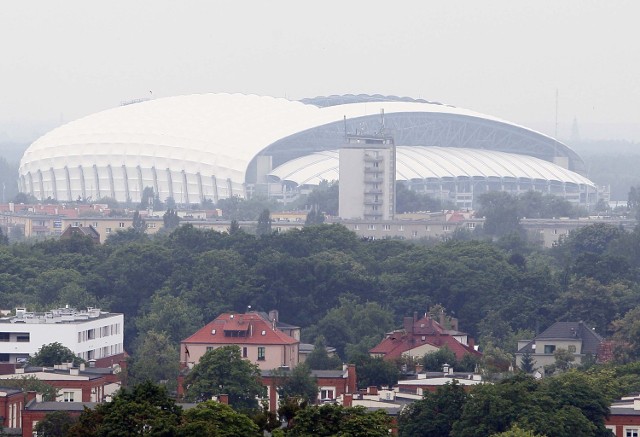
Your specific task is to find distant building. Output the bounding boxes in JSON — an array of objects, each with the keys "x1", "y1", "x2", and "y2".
[
  {"x1": 339, "y1": 134, "x2": 396, "y2": 220},
  {"x1": 180, "y1": 310, "x2": 300, "y2": 371},
  {"x1": 0, "y1": 307, "x2": 124, "y2": 364},
  {"x1": 515, "y1": 321, "x2": 609, "y2": 375},
  {"x1": 60, "y1": 225, "x2": 100, "y2": 243},
  {"x1": 369, "y1": 312, "x2": 480, "y2": 362},
  {"x1": 606, "y1": 395, "x2": 640, "y2": 436}
]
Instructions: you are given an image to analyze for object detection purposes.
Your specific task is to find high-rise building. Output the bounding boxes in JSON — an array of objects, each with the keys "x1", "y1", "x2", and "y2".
[{"x1": 339, "y1": 134, "x2": 395, "y2": 220}]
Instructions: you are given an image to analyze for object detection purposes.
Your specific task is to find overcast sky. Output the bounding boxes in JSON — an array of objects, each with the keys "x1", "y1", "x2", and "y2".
[{"x1": 1, "y1": 0, "x2": 639, "y2": 143}]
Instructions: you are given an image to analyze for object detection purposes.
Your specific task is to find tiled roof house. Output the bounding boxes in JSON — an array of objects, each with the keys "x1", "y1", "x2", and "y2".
[
  {"x1": 369, "y1": 313, "x2": 480, "y2": 361},
  {"x1": 180, "y1": 311, "x2": 300, "y2": 371}
]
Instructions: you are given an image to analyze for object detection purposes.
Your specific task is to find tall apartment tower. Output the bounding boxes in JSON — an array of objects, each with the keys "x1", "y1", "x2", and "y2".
[{"x1": 339, "y1": 134, "x2": 396, "y2": 220}]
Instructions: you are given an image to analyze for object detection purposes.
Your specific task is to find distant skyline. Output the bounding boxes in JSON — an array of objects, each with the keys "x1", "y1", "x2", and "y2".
[{"x1": 1, "y1": 1, "x2": 639, "y2": 144}]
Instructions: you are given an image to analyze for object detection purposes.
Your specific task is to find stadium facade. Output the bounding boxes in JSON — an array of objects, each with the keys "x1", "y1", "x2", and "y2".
[{"x1": 18, "y1": 93, "x2": 600, "y2": 209}]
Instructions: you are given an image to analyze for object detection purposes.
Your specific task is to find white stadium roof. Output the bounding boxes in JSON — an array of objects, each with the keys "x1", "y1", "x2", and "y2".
[
  {"x1": 268, "y1": 147, "x2": 595, "y2": 188},
  {"x1": 18, "y1": 93, "x2": 592, "y2": 203}
]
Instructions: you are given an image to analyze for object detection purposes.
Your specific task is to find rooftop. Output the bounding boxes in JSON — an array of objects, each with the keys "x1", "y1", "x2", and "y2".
[{"x1": 0, "y1": 307, "x2": 121, "y2": 325}]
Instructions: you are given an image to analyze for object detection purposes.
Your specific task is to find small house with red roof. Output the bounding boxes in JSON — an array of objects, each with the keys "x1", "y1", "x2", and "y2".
[
  {"x1": 180, "y1": 311, "x2": 300, "y2": 371},
  {"x1": 369, "y1": 312, "x2": 480, "y2": 362}
]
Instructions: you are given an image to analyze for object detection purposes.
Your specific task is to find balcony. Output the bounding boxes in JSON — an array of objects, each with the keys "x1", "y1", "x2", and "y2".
[
  {"x1": 364, "y1": 155, "x2": 384, "y2": 163},
  {"x1": 364, "y1": 167, "x2": 382, "y2": 174}
]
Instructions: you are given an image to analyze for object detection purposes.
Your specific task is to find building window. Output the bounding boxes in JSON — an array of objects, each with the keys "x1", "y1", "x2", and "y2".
[
  {"x1": 320, "y1": 389, "x2": 334, "y2": 400},
  {"x1": 367, "y1": 224, "x2": 376, "y2": 230},
  {"x1": 206, "y1": 346, "x2": 213, "y2": 351},
  {"x1": 398, "y1": 225, "x2": 404, "y2": 231},
  {"x1": 467, "y1": 222, "x2": 476, "y2": 229},
  {"x1": 543, "y1": 345, "x2": 556, "y2": 354},
  {"x1": 243, "y1": 347, "x2": 248, "y2": 358},
  {"x1": 106, "y1": 228, "x2": 111, "y2": 234},
  {"x1": 258, "y1": 347, "x2": 265, "y2": 361},
  {"x1": 625, "y1": 428, "x2": 639, "y2": 437},
  {"x1": 119, "y1": 222, "x2": 125, "y2": 228},
  {"x1": 412, "y1": 231, "x2": 418, "y2": 237},
  {"x1": 16, "y1": 334, "x2": 29, "y2": 343},
  {"x1": 92, "y1": 222, "x2": 98, "y2": 228},
  {"x1": 383, "y1": 224, "x2": 391, "y2": 231},
  {"x1": 0, "y1": 353, "x2": 9, "y2": 362},
  {"x1": 87, "y1": 329, "x2": 95, "y2": 340},
  {"x1": 567, "y1": 345, "x2": 576, "y2": 353},
  {"x1": 443, "y1": 225, "x2": 450, "y2": 231},
  {"x1": 0, "y1": 332, "x2": 9, "y2": 342},
  {"x1": 63, "y1": 391, "x2": 75, "y2": 402},
  {"x1": 353, "y1": 225, "x2": 359, "y2": 230}
]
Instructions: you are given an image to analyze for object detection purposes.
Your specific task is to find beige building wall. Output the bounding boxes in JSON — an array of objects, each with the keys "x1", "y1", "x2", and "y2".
[{"x1": 183, "y1": 343, "x2": 299, "y2": 371}]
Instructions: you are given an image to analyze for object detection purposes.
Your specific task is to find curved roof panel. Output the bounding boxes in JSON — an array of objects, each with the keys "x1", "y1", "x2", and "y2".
[
  {"x1": 19, "y1": 93, "x2": 588, "y2": 203},
  {"x1": 268, "y1": 147, "x2": 595, "y2": 188}
]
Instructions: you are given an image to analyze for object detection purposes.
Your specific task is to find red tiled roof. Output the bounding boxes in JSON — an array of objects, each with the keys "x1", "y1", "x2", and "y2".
[
  {"x1": 182, "y1": 312, "x2": 298, "y2": 346},
  {"x1": 370, "y1": 316, "x2": 480, "y2": 360}
]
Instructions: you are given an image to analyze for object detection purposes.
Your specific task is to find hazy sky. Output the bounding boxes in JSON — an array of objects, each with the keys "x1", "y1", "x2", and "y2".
[{"x1": 1, "y1": 1, "x2": 639, "y2": 143}]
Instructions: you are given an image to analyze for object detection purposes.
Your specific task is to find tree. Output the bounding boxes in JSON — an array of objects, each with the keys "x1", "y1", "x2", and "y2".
[
  {"x1": 271, "y1": 363, "x2": 318, "y2": 404},
  {"x1": 163, "y1": 208, "x2": 180, "y2": 230},
  {"x1": 477, "y1": 191, "x2": 523, "y2": 238},
  {"x1": 228, "y1": 219, "x2": 241, "y2": 235},
  {"x1": 184, "y1": 345, "x2": 264, "y2": 411},
  {"x1": 423, "y1": 347, "x2": 457, "y2": 372},
  {"x1": 30, "y1": 342, "x2": 84, "y2": 367},
  {"x1": 519, "y1": 351, "x2": 536, "y2": 374},
  {"x1": 287, "y1": 404, "x2": 392, "y2": 437},
  {"x1": 35, "y1": 411, "x2": 77, "y2": 437},
  {"x1": 0, "y1": 227, "x2": 8, "y2": 245},
  {"x1": 132, "y1": 210, "x2": 146, "y2": 233},
  {"x1": 491, "y1": 424, "x2": 547, "y2": 437},
  {"x1": 256, "y1": 208, "x2": 272, "y2": 236},
  {"x1": 178, "y1": 400, "x2": 260, "y2": 437},
  {"x1": 0, "y1": 375, "x2": 58, "y2": 401},
  {"x1": 399, "y1": 381, "x2": 468, "y2": 437},
  {"x1": 136, "y1": 292, "x2": 204, "y2": 345},
  {"x1": 305, "y1": 208, "x2": 325, "y2": 225},
  {"x1": 67, "y1": 381, "x2": 182, "y2": 437},
  {"x1": 305, "y1": 336, "x2": 342, "y2": 370},
  {"x1": 351, "y1": 354, "x2": 399, "y2": 389},
  {"x1": 127, "y1": 331, "x2": 180, "y2": 391}
]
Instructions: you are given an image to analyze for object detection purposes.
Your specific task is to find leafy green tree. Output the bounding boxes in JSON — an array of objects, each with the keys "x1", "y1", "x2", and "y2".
[
  {"x1": 519, "y1": 351, "x2": 536, "y2": 374},
  {"x1": 305, "y1": 336, "x2": 342, "y2": 370},
  {"x1": 177, "y1": 400, "x2": 260, "y2": 437},
  {"x1": 30, "y1": 342, "x2": 84, "y2": 367},
  {"x1": 132, "y1": 210, "x2": 146, "y2": 233},
  {"x1": 351, "y1": 354, "x2": 399, "y2": 390},
  {"x1": 287, "y1": 404, "x2": 392, "y2": 437},
  {"x1": 305, "y1": 208, "x2": 325, "y2": 225},
  {"x1": 136, "y1": 292, "x2": 204, "y2": 345},
  {"x1": 35, "y1": 411, "x2": 77, "y2": 437},
  {"x1": 127, "y1": 331, "x2": 180, "y2": 391},
  {"x1": 491, "y1": 424, "x2": 547, "y2": 437},
  {"x1": 271, "y1": 363, "x2": 318, "y2": 404},
  {"x1": 477, "y1": 191, "x2": 523, "y2": 238},
  {"x1": 163, "y1": 208, "x2": 180, "y2": 230},
  {"x1": 184, "y1": 345, "x2": 263, "y2": 411},
  {"x1": 423, "y1": 347, "x2": 457, "y2": 372},
  {"x1": 304, "y1": 180, "x2": 339, "y2": 216},
  {"x1": 611, "y1": 305, "x2": 640, "y2": 362},
  {"x1": 139, "y1": 187, "x2": 155, "y2": 209},
  {"x1": 256, "y1": 208, "x2": 272, "y2": 236},
  {"x1": 0, "y1": 228, "x2": 8, "y2": 245},
  {"x1": 67, "y1": 381, "x2": 182, "y2": 437},
  {"x1": 399, "y1": 381, "x2": 468, "y2": 437}
]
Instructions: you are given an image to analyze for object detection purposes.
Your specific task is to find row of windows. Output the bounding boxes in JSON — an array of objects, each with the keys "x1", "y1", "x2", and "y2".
[
  {"x1": 78, "y1": 323, "x2": 120, "y2": 343},
  {"x1": 0, "y1": 332, "x2": 30, "y2": 342},
  {"x1": 78, "y1": 343, "x2": 122, "y2": 361},
  {"x1": 355, "y1": 224, "x2": 473, "y2": 232},
  {"x1": 207, "y1": 345, "x2": 266, "y2": 361}
]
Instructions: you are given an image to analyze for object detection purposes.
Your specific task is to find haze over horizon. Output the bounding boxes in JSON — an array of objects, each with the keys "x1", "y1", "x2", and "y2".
[{"x1": 1, "y1": 1, "x2": 639, "y2": 145}]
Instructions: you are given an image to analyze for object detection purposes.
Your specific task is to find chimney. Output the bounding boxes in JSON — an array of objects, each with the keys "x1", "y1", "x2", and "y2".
[
  {"x1": 26, "y1": 391, "x2": 37, "y2": 404},
  {"x1": 403, "y1": 317, "x2": 414, "y2": 334},
  {"x1": 415, "y1": 364, "x2": 424, "y2": 374},
  {"x1": 439, "y1": 311, "x2": 446, "y2": 328},
  {"x1": 451, "y1": 318, "x2": 459, "y2": 331},
  {"x1": 468, "y1": 337, "x2": 475, "y2": 350},
  {"x1": 343, "y1": 393, "x2": 353, "y2": 407},
  {"x1": 269, "y1": 309, "x2": 279, "y2": 322},
  {"x1": 70, "y1": 368, "x2": 79, "y2": 376},
  {"x1": 218, "y1": 394, "x2": 229, "y2": 405},
  {"x1": 367, "y1": 386, "x2": 378, "y2": 395},
  {"x1": 347, "y1": 364, "x2": 357, "y2": 394}
]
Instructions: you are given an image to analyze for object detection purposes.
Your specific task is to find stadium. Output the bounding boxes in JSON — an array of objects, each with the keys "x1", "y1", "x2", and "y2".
[{"x1": 18, "y1": 93, "x2": 598, "y2": 209}]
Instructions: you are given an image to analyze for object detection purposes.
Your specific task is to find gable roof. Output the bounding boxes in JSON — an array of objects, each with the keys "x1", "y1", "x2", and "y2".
[
  {"x1": 517, "y1": 321, "x2": 603, "y2": 354},
  {"x1": 369, "y1": 315, "x2": 479, "y2": 360},
  {"x1": 182, "y1": 312, "x2": 298, "y2": 346}
]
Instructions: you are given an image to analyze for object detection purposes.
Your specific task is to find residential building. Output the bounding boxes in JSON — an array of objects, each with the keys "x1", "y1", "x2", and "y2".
[
  {"x1": 0, "y1": 307, "x2": 124, "y2": 364},
  {"x1": 22, "y1": 397, "x2": 97, "y2": 437},
  {"x1": 0, "y1": 386, "x2": 25, "y2": 430},
  {"x1": 515, "y1": 321, "x2": 609, "y2": 375},
  {"x1": 262, "y1": 364, "x2": 356, "y2": 411},
  {"x1": 605, "y1": 395, "x2": 640, "y2": 436},
  {"x1": 369, "y1": 312, "x2": 480, "y2": 362},
  {"x1": 180, "y1": 311, "x2": 299, "y2": 371},
  {"x1": 60, "y1": 225, "x2": 100, "y2": 243},
  {"x1": 339, "y1": 134, "x2": 396, "y2": 221}
]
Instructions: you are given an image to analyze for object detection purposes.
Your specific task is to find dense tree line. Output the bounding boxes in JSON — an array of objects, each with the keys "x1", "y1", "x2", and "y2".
[{"x1": 3, "y1": 219, "x2": 640, "y2": 374}]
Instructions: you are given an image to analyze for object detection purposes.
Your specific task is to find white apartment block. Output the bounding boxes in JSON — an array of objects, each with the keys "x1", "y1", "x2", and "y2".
[{"x1": 0, "y1": 307, "x2": 124, "y2": 364}]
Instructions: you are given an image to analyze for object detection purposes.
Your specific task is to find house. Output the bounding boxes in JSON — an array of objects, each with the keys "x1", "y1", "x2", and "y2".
[
  {"x1": 369, "y1": 312, "x2": 480, "y2": 362},
  {"x1": 0, "y1": 386, "x2": 26, "y2": 430},
  {"x1": 180, "y1": 311, "x2": 300, "y2": 371},
  {"x1": 262, "y1": 364, "x2": 357, "y2": 411},
  {"x1": 21, "y1": 397, "x2": 97, "y2": 437},
  {"x1": 0, "y1": 307, "x2": 124, "y2": 365},
  {"x1": 605, "y1": 395, "x2": 640, "y2": 436},
  {"x1": 515, "y1": 321, "x2": 608, "y2": 374},
  {"x1": 60, "y1": 225, "x2": 100, "y2": 244}
]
